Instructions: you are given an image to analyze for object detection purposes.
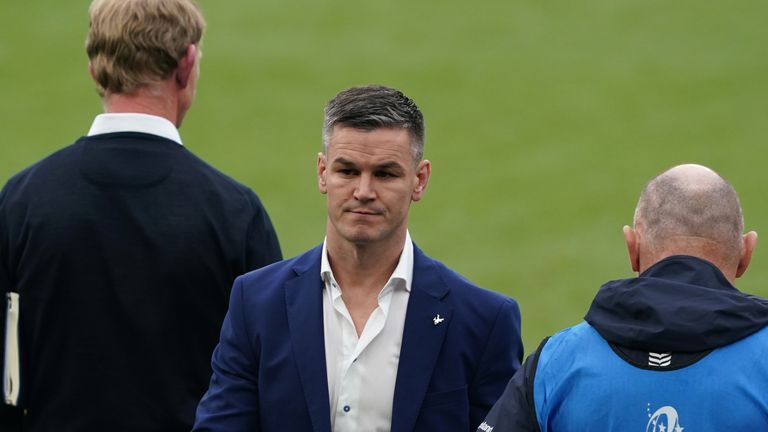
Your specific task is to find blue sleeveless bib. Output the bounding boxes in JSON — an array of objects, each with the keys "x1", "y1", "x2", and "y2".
[{"x1": 534, "y1": 322, "x2": 768, "y2": 431}]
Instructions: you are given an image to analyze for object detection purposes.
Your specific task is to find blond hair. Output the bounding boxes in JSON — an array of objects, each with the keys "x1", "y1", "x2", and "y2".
[{"x1": 86, "y1": 0, "x2": 205, "y2": 95}]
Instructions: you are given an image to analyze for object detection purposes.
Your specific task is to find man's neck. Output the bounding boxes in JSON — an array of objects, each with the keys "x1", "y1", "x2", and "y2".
[
  {"x1": 641, "y1": 243, "x2": 738, "y2": 283},
  {"x1": 102, "y1": 84, "x2": 180, "y2": 127},
  {"x1": 325, "y1": 230, "x2": 407, "y2": 337},
  {"x1": 325, "y1": 232, "x2": 406, "y2": 296}
]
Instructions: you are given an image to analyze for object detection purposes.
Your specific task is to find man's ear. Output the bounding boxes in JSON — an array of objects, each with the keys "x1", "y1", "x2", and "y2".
[
  {"x1": 317, "y1": 152, "x2": 328, "y2": 194},
  {"x1": 411, "y1": 160, "x2": 431, "y2": 202},
  {"x1": 736, "y1": 231, "x2": 758, "y2": 278},
  {"x1": 88, "y1": 62, "x2": 98, "y2": 84},
  {"x1": 175, "y1": 44, "x2": 197, "y2": 89},
  {"x1": 623, "y1": 225, "x2": 640, "y2": 273}
]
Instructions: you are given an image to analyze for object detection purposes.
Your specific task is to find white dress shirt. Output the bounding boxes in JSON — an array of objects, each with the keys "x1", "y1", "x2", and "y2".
[
  {"x1": 321, "y1": 232, "x2": 413, "y2": 432},
  {"x1": 87, "y1": 113, "x2": 183, "y2": 145}
]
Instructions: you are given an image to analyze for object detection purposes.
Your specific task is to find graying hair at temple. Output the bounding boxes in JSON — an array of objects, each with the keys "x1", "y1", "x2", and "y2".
[{"x1": 322, "y1": 85, "x2": 425, "y2": 162}]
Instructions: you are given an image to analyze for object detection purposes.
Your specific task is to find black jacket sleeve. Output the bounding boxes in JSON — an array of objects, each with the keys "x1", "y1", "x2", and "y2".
[{"x1": 476, "y1": 338, "x2": 548, "y2": 432}]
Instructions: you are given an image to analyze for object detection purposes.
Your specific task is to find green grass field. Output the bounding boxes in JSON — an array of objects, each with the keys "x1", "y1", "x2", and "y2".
[{"x1": 1, "y1": 0, "x2": 766, "y2": 354}]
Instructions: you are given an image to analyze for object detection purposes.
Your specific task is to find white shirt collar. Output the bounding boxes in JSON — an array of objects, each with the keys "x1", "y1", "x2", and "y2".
[
  {"x1": 321, "y1": 231, "x2": 414, "y2": 293},
  {"x1": 87, "y1": 113, "x2": 183, "y2": 145}
]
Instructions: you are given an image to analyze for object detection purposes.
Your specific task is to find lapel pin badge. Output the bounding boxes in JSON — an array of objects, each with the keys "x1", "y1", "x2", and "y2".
[{"x1": 433, "y1": 314, "x2": 444, "y2": 326}]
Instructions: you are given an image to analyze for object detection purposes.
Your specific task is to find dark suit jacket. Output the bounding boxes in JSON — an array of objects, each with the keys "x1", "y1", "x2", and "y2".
[
  {"x1": 194, "y1": 244, "x2": 523, "y2": 431},
  {"x1": 0, "y1": 132, "x2": 282, "y2": 431}
]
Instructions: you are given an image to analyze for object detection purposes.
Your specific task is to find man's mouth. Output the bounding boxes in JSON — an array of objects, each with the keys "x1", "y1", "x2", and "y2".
[{"x1": 348, "y1": 208, "x2": 382, "y2": 216}]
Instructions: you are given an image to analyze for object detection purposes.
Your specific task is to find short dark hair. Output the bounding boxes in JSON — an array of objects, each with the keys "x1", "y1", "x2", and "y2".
[{"x1": 323, "y1": 85, "x2": 425, "y2": 161}]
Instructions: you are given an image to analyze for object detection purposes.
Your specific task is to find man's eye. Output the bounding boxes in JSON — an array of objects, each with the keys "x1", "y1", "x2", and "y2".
[
  {"x1": 375, "y1": 171, "x2": 395, "y2": 178},
  {"x1": 338, "y1": 169, "x2": 356, "y2": 176}
]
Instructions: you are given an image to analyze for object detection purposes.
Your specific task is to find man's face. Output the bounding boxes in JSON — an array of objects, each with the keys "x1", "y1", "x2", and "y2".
[{"x1": 318, "y1": 126, "x2": 430, "y2": 247}]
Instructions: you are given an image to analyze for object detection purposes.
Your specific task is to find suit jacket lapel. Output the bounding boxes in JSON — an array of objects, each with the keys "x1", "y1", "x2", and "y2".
[
  {"x1": 391, "y1": 246, "x2": 453, "y2": 432},
  {"x1": 285, "y1": 246, "x2": 332, "y2": 432}
]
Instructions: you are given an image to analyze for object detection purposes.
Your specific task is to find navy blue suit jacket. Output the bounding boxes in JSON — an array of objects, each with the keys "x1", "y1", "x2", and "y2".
[{"x1": 194, "y1": 244, "x2": 523, "y2": 431}]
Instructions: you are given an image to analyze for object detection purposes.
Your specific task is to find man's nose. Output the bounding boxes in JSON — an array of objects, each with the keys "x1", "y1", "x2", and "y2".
[{"x1": 353, "y1": 174, "x2": 376, "y2": 202}]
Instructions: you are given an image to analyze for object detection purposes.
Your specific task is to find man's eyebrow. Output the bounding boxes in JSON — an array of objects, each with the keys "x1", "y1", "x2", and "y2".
[
  {"x1": 331, "y1": 157, "x2": 357, "y2": 167},
  {"x1": 330, "y1": 158, "x2": 405, "y2": 171},
  {"x1": 376, "y1": 162, "x2": 405, "y2": 172}
]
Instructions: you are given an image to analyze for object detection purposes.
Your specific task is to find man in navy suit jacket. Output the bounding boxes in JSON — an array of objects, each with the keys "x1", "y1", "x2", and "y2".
[
  {"x1": 0, "y1": 1, "x2": 281, "y2": 430},
  {"x1": 194, "y1": 85, "x2": 523, "y2": 431}
]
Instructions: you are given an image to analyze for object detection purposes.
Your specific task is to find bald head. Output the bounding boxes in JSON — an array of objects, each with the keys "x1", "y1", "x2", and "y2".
[{"x1": 632, "y1": 164, "x2": 745, "y2": 269}]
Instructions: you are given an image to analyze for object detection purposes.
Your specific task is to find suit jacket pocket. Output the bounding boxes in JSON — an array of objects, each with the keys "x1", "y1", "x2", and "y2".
[{"x1": 420, "y1": 386, "x2": 468, "y2": 409}]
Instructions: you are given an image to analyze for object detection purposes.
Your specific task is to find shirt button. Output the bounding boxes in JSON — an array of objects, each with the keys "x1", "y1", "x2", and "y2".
[{"x1": 343, "y1": 405, "x2": 351, "y2": 413}]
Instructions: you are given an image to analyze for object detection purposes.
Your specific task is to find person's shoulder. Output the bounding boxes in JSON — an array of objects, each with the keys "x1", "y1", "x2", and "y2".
[
  {"x1": 174, "y1": 147, "x2": 269, "y2": 209},
  {"x1": 727, "y1": 324, "x2": 768, "y2": 353},
  {"x1": 234, "y1": 245, "x2": 322, "y2": 295},
  {"x1": 417, "y1": 248, "x2": 514, "y2": 306},
  {"x1": 536, "y1": 322, "x2": 599, "y2": 367},
  {"x1": 547, "y1": 321, "x2": 594, "y2": 345},
  {"x1": 414, "y1": 247, "x2": 519, "y2": 332},
  {"x1": 175, "y1": 147, "x2": 249, "y2": 188},
  {"x1": 1, "y1": 139, "x2": 86, "y2": 199}
]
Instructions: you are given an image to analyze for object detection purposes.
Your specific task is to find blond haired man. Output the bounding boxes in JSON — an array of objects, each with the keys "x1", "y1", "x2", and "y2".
[{"x1": 0, "y1": 1, "x2": 281, "y2": 430}]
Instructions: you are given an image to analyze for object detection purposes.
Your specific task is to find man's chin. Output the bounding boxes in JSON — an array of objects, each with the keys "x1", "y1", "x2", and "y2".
[
  {"x1": 340, "y1": 227, "x2": 381, "y2": 245},
  {"x1": 345, "y1": 233, "x2": 377, "y2": 244}
]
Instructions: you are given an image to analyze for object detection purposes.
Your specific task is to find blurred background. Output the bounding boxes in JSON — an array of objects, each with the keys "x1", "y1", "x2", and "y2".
[{"x1": 1, "y1": 0, "x2": 766, "y2": 353}]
